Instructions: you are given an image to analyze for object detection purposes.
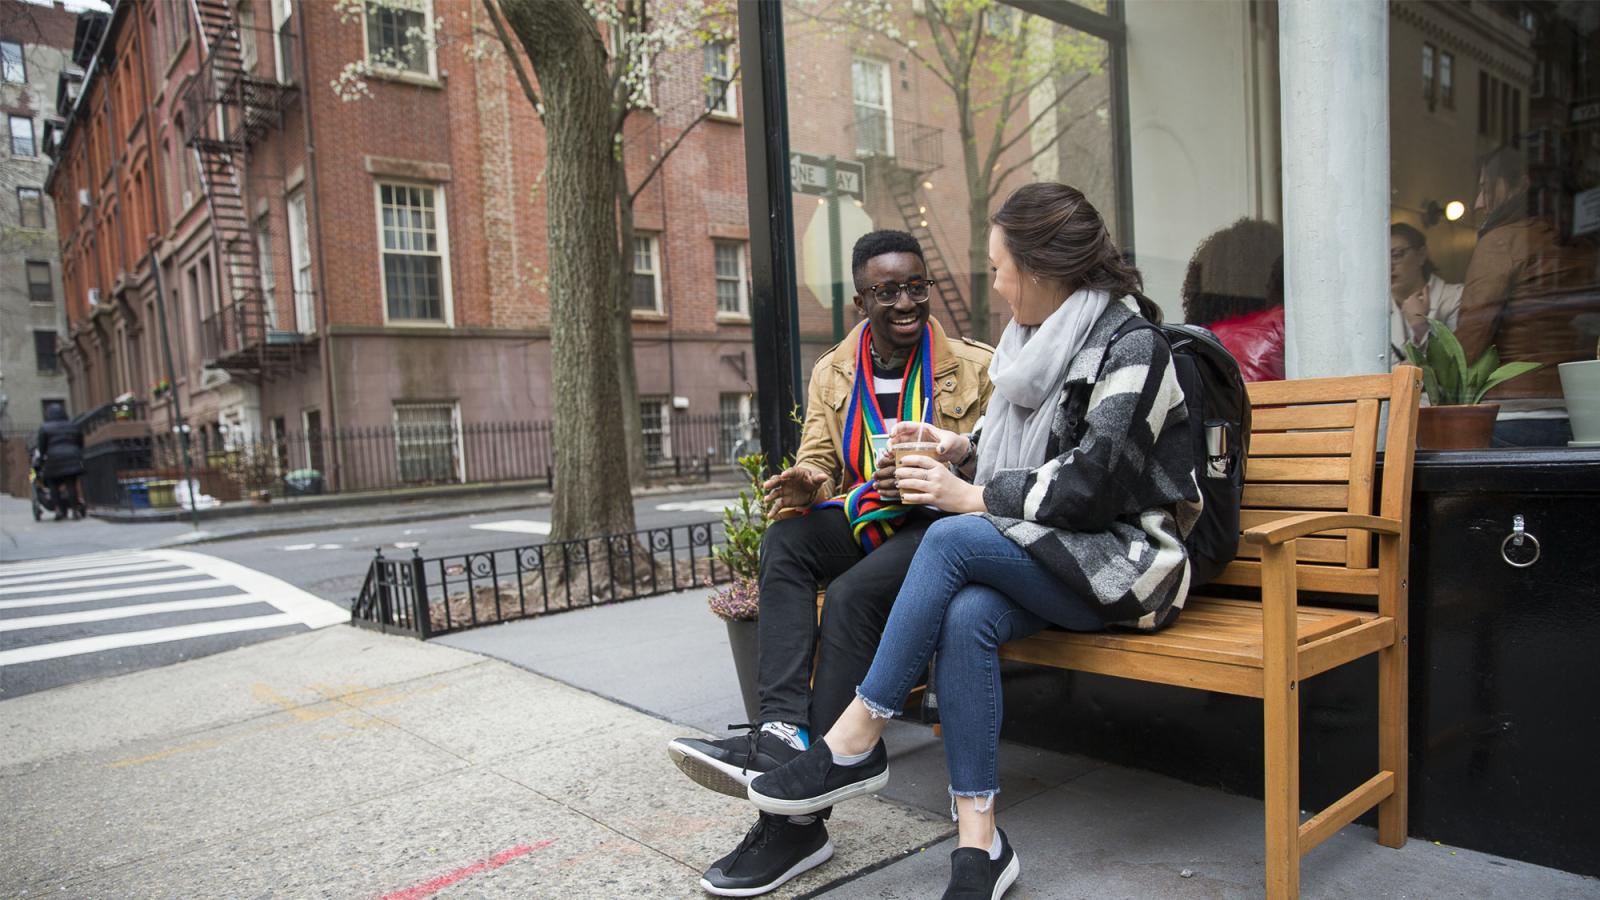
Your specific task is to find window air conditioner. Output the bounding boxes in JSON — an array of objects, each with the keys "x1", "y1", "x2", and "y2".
[
  {"x1": 88, "y1": 288, "x2": 101, "y2": 306},
  {"x1": 78, "y1": 188, "x2": 91, "y2": 208}
]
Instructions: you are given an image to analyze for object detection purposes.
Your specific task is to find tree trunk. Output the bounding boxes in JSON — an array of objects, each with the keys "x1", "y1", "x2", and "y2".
[
  {"x1": 502, "y1": 0, "x2": 636, "y2": 541},
  {"x1": 957, "y1": 92, "x2": 993, "y2": 343},
  {"x1": 614, "y1": 163, "x2": 648, "y2": 487}
]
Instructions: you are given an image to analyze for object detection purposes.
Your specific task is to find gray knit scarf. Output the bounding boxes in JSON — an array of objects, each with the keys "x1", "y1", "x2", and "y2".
[{"x1": 975, "y1": 288, "x2": 1112, "y2": 485}]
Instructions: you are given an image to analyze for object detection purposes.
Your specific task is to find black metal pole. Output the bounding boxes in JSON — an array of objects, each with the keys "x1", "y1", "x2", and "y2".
[
  {"x1": 738, "y1": 0, "x2": 802, "y2": 473},
  {"x1": 147, "y1": 248, "x2": 201, "y2": 531}
]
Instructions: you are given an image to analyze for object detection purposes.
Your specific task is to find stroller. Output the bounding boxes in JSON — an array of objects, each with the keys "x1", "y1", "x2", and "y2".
[{"x1": 30, "y1": 447, "x2": 87, "y2": 522}]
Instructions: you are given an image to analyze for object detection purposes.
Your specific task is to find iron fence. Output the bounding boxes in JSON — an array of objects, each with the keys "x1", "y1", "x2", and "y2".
[
  {"x1": 350, "y1": 519, "x2": 734, "y2": 638},
  {"x1": 78, "y1": 412, "x2": 757, "y2": 509}
]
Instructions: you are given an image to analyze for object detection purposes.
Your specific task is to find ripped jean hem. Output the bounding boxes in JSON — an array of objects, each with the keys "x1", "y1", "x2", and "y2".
[
  {"x1": 948, "y1": 786, "x2": 999, "y2": 821},
  {"x1": 855, "y1": 687, "x2": 900, "y2": 721}
]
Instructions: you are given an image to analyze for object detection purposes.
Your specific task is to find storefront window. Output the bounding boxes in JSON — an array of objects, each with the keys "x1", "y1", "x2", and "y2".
[
  {"x1": 1390, "y1": 1, "x2": 1600, "y2": 447},
  {"x1": 782, "y1": 0, "x2": 1126, "y2": 364},
  {"x1": 753, "y1": 1, "x2": 1597, "y2": 450}
]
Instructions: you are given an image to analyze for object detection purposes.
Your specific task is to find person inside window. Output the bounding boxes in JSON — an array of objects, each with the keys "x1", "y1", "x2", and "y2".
[
  {"x1": 1389, "y1": 222, "x2": 1462, "y2": 366},
  {"x1": 1180, "y1": 218, "x2": 1285, "y2": 382},
  {"x1": 1457, "y1": 146, "x2": 1600, "y2": 446},
  {"x1": 744, "y1": 184, "x2": 1199, "y2": 900}
]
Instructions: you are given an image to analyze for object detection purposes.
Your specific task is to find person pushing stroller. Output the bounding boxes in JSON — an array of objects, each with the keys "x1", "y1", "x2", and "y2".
[{"x1": 34, "y1": 404, "x2": 87, "y2": 521}]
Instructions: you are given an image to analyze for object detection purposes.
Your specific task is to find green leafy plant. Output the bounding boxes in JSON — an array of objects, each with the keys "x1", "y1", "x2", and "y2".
[{"x1": 1403, "y1": 318, "x2": 1542, "y2": 406}]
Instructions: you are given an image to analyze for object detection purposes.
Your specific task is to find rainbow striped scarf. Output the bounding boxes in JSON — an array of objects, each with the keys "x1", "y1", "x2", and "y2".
[{"x1": 813, "y1": 323, "x2": 936, "y2": 552}]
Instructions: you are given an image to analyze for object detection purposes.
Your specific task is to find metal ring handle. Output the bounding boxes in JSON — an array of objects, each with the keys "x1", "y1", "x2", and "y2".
[{"x1": 1500, "y1": 520, "x2": 1541, "y2": 569}]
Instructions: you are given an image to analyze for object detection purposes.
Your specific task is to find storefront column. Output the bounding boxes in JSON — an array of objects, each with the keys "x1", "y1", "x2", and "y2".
[{"x1": 1278, "y1": 0, "x2": 1390, "y2": 378}]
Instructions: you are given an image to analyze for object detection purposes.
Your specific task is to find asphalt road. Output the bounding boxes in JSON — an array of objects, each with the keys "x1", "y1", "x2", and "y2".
[
  {"x1": 194, "y1": 487, "x2": 741, "y2": 607},
  {"x1": 0, "y1": 488, "x2": 740, "y2": 699}
]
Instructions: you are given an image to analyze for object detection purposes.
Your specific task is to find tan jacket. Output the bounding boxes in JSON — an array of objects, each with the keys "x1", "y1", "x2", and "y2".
[
  {"x1": 1457, "y1": 215, "x2": 1600, "y2": 401},
  {"x1": 792, "y1": 318, "x2": 994, "y2": 506}
]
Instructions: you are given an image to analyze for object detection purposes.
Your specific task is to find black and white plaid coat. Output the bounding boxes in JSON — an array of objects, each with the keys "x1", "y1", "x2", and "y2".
[{"x1": 975, "y1": 296, "x2": 1202, "y2": 631}]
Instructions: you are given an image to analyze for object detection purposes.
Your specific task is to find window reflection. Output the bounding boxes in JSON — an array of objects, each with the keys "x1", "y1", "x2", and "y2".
[{"x1": 1392, "y1": 1, "x2": 1600, "y2": 446}]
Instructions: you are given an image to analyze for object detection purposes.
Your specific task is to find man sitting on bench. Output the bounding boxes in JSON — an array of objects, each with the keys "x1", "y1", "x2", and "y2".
[{"x1": 668, "y1": 230, "x2": 994, "y2": 897}]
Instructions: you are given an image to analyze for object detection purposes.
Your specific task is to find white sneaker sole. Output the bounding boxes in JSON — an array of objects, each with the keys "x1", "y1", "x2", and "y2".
[
  {"x1": 746, "y1": 767, "x2": 890, "y2": 816},
  {"x1": 668, "y1": 740, "x2": 760, "y2": 799},
  {"x1": 993, "y1": 850, "x2": 1020, "y2": 899},
  {"x1": 698, "y1": 839, "x2": 834, "y2": 897}
]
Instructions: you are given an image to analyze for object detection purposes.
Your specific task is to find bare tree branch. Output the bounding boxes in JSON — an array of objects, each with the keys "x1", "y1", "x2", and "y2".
[
  {"x1": 990, "y1": 70, "x2": 1092, "y2": 161},
  {"x1": 481, "y1": 0, "x2": 543, "y2": 116},
  {"x1": 992, "y1": 102, "x2": 1103, "y2": 185}
]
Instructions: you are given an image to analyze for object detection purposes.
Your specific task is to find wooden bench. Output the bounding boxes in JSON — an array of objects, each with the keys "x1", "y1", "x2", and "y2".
[{"x1": 998, "y1": 367, "x2": 1422, "y2": 900}]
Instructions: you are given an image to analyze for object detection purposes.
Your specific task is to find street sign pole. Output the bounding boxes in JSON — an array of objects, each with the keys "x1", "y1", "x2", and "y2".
[{"x1": 825, "y1": 155, "x2": 845, "y2": 342}]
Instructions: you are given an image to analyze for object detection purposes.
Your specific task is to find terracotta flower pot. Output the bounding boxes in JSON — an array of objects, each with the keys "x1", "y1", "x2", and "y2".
[{"x1": 1417, "y1": 403, "x2": 1499, "y2": 450}]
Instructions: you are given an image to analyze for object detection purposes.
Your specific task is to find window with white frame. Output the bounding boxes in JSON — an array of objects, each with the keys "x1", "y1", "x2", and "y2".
[
  {"x1": 273, "y1": 0, "x2": 296, "y2": 84},
  {"x1": 1, "y1": 41, "x2": 23, "y2": 84},
  {"x1": 17, "y1": 187, "x2": 44, "y2": 229},
  {"x1": 26, "y1": 260, "x2": 52, "y2": 305},
  {"x1": 610, "y1": 22, "x2": 652, "y2": 107},
  {"x1": 852, "y1": 57, "x2": 892, "y2": 156},
  {"x1": 1422, "y1": 44, "x2": 1435, "y2": 107},
  {"x1": 1440, "y1": 51, "x2": 1454, "y2": 110},
  {"x1": 704, "y1": 42, "x2": 736, "y2": 116},
  {"x1": 365, "y1": 0, "x2": 432, "y2": 76},
  {"x1": 719, "y1": 392, "x2": 753, "y2": 462},
  {"x1": 714, "y1": 240, "x2": 747, "y2": 316},
  {"x1": 632, "y1": 234, "x2": 663, "y2": 312},
  {"x1": 255, "y1": 216, "x2": 277, "y2": 329},
  {"x1": 287, "y1": 191, "x2": 314, "y2": 333},
  {"x1": 10, "y1": 115, "x2": 34, "y2": 156},
  {"x1": 378, "y1": 182, "x2": 449, "y2": 323},
  {"x1": 639, "y1": 396, "x2": 671, "y2": 463},
  {"x1": 394, "y1": 400, "x2": 462, "y2": 483}
]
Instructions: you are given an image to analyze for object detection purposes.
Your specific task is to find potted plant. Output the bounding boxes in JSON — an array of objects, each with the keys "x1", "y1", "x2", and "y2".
[
  {"x1": 709, "y1": 453, "x2": 778, "y2": 722},
  {"x1": 1404, "y1": 318, "x2": 1541, "y2": 449}
]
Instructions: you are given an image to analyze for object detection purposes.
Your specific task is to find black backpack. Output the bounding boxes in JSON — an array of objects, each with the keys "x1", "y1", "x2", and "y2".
[{"x1": 1090, "y1": 311, "x2": 1251, "y2": 589}]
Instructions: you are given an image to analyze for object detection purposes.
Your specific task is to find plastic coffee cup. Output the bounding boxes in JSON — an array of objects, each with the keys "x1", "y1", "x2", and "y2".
[{"x1": 891, "y1": 441, "x2": 940, "y2": 464}]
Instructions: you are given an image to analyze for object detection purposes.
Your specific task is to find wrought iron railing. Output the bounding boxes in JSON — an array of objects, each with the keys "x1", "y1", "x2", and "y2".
[
  {"x1": 845, "y1": 116, "x2": 944, "y2": 173},
  {"x1": 350, "y1": 520, "x2": 734, "y2": 638}
]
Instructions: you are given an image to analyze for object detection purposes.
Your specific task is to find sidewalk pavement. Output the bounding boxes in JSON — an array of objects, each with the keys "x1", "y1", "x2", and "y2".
[
  {"x1": 5, "y1": 589, "x2": 1597, "y2": 898},
  {"x1": 0, "y1": 476, "x2": 740, "y2": 562}
]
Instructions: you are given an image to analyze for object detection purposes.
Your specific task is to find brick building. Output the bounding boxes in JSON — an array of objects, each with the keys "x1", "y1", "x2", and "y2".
[
  {"x1": 0, "y1": 0, "x2": 77, "y2": 432},
  {"x1": 48, "y1": 0, "x2": 759, "y2": 486}
]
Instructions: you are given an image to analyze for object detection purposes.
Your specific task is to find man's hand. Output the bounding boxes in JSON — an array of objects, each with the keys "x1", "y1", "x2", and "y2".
[
  {"x1": 894, "y1": 455, "x2": 986, "y2": 513},
  {"x1": 1400, "y1": 286, "x2": 1430, "y2": 342},
  {"x1": 888, "y1": 420, "x2": 968, "y2": 464},
  {"x1": 872, "y1": 451, "x2": 899, "y2": 500},
  {"x1": 762, "y1": 466, "x2": 830, "y2": 516}
]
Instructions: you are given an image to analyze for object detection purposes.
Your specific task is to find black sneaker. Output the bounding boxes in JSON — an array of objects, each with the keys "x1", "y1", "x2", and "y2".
[
  {"x1": 747, "y1": 737, "x2": 889, "y2": 816},
  {"x1": 941, "y1": 829, "x2": 1019, "y2": 900},
  {"x1": 669, "y1": 725, "x2": 804, "y2": 799},
  {"x1": 699, "y1": 813, "x2": 833, "y2": 897}
]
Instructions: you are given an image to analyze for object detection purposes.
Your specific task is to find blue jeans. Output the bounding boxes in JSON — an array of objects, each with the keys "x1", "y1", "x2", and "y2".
[{"x1": 856, "y1": 515, "x2": 1104, "y2": 801}]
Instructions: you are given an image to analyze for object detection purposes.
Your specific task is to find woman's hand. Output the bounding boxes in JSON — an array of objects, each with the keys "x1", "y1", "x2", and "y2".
[
  {"x1": 888, "y1": 420, "x2": 969, "y2": 464},
  {"x1": 894, "y1": 455, "x2": 986, "y2": 513},
  {"x1": 763, "y1": 466, "x2": 829, "y2": 516}
]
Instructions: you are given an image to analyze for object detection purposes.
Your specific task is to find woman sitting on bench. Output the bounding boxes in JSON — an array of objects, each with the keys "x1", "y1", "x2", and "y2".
[{"x1": 745, "y1": 182, "x2": 1201, "y2": 899}]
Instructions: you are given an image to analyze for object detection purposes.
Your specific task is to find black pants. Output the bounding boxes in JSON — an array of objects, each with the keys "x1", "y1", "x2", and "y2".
[
  {"x1": 756, "y1": 507, "x2": 934, "y2": 734},
  {"x1": 45, "y1": 476, "x2": 79, "y2": 517}
]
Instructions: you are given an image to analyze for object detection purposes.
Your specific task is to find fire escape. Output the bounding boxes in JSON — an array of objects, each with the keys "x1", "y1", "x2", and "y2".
[
  {"x1": 183, "y1": 0, "x2": 302, "y2": 380},
  {"x1": 848, "y1": 116, "x2": 974, "y2": 339}
]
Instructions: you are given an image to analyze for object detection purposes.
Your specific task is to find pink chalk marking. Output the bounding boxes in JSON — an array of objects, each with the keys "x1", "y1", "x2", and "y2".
[{"x1": 380, "y1": 840, "x2": 554, "y2": 900}]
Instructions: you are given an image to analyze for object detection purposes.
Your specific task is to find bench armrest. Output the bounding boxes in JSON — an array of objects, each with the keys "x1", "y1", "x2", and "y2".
[{"x1": 1242, "y1": 513, "x2": 1402, "y2": 547}]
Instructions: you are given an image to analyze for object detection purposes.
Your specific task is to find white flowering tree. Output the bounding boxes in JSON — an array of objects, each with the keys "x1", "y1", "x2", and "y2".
[
  {"x1": 332, "y1": 0, "x2": 736, "y2": 541},
  {"x1": 794, "y1": 0, "x2": 1108, "y2": 342}
]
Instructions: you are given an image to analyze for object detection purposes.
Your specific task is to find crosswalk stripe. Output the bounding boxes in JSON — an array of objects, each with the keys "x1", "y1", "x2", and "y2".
[
  {"x1": 0, "y1": 594, "x2": 260, "y2": 632},
  {"x1": 0, "y1": 561, "x2": 186, "y2": 587},
  {"x1": 145, "y1": 550, "x2": 347, "y2": 629},
  {"x1": 0, "y1": 547, "x2": 152, "y2": 566},
  {"x1": 0, "y1": 613, "x2": 300, "y2": 666},
  {"x1": 0, "y1": 569, "x2": 204, "y2": 596},
  {"x1": 0, "y1": 579, "x2": 228, "y2": 611}
]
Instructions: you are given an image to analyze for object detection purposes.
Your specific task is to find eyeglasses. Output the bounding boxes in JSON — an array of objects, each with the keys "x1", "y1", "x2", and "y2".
[
  {"x1": 1390, "y1": 247, "x2": 1418, "y2": 263},
  {"x1": 864, "y1": 279, "x2": 937, "y2": 306}
]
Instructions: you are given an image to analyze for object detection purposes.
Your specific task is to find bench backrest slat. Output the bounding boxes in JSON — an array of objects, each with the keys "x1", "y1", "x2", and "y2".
[{"x1": 1216, "y1": 367, "x2": 1422, "y2": 599}]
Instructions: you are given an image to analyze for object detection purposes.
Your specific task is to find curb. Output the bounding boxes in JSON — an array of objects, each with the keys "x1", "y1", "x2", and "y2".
[{"x1": 146, "y1": 477, "x2": 745, "y2": 548}]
